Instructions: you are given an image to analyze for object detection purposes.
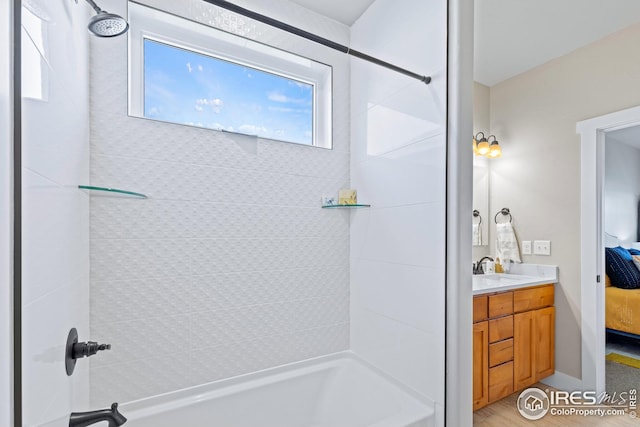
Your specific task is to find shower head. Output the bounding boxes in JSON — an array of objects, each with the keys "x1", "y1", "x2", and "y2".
[
  {"x1": 88, "y1": 11, "x2": 129, "y2": 37},
  {"x1": 81, "y1": 0, "x2": 129, "y2": 37}
]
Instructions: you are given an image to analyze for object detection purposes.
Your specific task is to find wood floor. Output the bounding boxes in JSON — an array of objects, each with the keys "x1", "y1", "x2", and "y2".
[{"x1": 473, "y1": 384, "x2": 638, "y2": 427}]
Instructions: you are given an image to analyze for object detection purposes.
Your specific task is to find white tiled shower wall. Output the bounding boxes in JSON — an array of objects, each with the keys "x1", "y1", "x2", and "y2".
[
  {"x1": 350, "y1": 0, "x2": 447, "y2": 423},
  {"x1": 21, "y1": 0, "x2": 91, "y2": 425},
  {"x1": 89, "y1": 0, "x2": 351, "y2": 405}
]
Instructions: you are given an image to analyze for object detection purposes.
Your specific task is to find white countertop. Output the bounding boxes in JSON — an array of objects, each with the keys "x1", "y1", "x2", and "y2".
[{"x1": 472, "y1": 263, "x2": 558, "y2": 295}]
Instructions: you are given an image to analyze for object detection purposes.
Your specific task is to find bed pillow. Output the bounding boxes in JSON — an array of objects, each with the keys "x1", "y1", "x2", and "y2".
[{"x1": 605, "y1": 246, "x2": 640, "y2": 289}]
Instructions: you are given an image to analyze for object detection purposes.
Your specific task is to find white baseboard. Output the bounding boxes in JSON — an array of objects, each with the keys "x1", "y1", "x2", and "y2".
[{"x1": 540, "y1": 371, "x2": 583, "y2": 391}]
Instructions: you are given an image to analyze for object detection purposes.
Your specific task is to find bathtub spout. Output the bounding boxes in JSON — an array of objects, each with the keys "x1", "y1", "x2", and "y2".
[{"x1": 69, "y1": 402, "x2": 127, "y2": 427}]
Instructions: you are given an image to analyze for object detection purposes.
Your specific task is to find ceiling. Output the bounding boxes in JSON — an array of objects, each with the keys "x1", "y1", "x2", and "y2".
[
  {"x1": 475, "y1": 0, "x2": 640, "y2": 86},
  {"x1": 288, "y1": 0, "x2": 640, "y2": 88}
]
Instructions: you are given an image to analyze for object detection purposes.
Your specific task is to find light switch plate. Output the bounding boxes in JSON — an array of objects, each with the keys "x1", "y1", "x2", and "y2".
[
  {"x1": 522, "y1": 240, "x2": 532, "y2": 255},
  {"x1": 534, "y1": 240, "x2": 551, "y2": 255}
]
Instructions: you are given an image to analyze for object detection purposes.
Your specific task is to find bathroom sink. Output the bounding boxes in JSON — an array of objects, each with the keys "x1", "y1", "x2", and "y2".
[
  {"x1": 473, "y1": 264, "x2": 559, "y2": 295},
  {"x1": 472, "y1": 273, "x2": 554, "y2": 294}
]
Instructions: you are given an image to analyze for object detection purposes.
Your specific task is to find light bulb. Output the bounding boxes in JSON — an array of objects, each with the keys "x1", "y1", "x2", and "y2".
[
  {"x1": 488, "y1": 141, "x2": 502, "y2": 158},
  {"x1": 477, "y1": 139, "x2": 490, "y2": 155}
]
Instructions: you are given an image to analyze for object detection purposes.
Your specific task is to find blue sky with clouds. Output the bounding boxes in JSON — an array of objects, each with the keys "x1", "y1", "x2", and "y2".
[{"x1": 144, "y1": 39, "x2": 314, "y2": 145}]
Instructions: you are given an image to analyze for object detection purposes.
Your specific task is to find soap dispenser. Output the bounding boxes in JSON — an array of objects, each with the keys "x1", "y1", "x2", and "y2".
[{"x1": 494, "y1": 257, "x2": 504, "y2": 273}]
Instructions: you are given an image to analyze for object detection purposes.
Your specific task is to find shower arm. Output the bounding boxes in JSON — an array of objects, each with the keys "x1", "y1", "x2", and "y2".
[{"x1": 83, "y1": 0, "x2": 103, "y2": 14}]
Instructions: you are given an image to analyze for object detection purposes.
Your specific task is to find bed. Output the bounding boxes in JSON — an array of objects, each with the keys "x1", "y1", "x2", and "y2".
[{"x1": 606, "y1": 273, "x2": 640, "y2": 338}]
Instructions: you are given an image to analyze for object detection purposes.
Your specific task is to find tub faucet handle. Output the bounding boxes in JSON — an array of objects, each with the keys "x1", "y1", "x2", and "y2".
[
  {"x1": 73, "y1": 341, "x2": 111, "y2": 359},
  {"x1": 65, "y1": 328, "x2": 112, "y2": 376}
]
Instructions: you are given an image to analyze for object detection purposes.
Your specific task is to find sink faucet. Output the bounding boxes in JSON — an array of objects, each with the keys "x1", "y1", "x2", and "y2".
[
  {"x1": 69, "y1": 403, "x2": 127, "y2": 427},
  {"x1": 473, "y1": 256, "x2": 494, "y2": 275}
]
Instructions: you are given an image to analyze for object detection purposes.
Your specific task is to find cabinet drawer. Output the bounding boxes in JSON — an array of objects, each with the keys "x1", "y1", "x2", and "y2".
[
  {"x1": 514, "y1": 285, "x2": 554, "y2": 313},
  {"x1": 489, "y1": 361, "x2": 514, "y2": 402},
  {"x1": 488, "y1": 292, "x2": 513, "y2": 318},
  {"x1": 489, "y1": 338, "x2": 514, "y2": 367},
  {"x1": 489, "y1": 315, "x2": 513, "y2": 343},
  {"x1": 473, "y1": 295, "x2": 488, "y2": 323}
]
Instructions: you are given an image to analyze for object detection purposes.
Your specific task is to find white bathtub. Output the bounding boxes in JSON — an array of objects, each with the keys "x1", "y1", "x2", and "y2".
[{"x1": 122, "y1": 352, "x2": 434, "y2": 427}]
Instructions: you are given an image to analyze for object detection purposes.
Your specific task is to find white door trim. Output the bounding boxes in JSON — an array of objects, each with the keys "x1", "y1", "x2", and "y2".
[
  {"x1": 577, "y1": 105, "x2": 640, "y2": 395},
  {"x1": 446, "y1": 0, "x2": 474, "y2": 426}
]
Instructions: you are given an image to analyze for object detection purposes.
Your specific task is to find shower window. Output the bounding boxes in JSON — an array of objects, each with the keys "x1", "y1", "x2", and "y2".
[{"x1": 128, "y1": 2, "x2": 333, "y2": 148}]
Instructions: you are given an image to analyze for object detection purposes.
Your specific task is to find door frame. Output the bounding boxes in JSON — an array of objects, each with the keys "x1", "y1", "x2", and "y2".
[
  {"x1": 445, "y1": 0, "x2": 474, "y2": 426},
  {"x1": 577, "y1": 105, "x2": 640, "y2": 395}
]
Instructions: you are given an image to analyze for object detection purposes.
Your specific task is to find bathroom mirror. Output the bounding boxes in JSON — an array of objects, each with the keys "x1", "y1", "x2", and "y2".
[{"x1": 473, "y1": 156, "x2": 489, "y2": 247}]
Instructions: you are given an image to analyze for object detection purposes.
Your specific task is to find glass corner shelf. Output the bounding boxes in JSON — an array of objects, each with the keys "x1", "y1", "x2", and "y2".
[
  {"x1": 321, "y1": 204, "x2": 371, "y2": 209},
  {"x1": 78, "y1": 185, "x2": 148, "y2": 199}
]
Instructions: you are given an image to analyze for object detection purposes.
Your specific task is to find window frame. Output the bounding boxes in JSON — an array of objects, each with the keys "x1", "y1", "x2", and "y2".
[{"x1": 127, "y1": 2, "x2": 333, "y2": 149}]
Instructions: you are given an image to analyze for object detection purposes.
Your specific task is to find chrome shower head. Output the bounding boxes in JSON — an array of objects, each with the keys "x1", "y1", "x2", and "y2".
[
  {"x1": 81, "y1": 0, "x2": 129, "y2": 37},
  {"x1": 88, "y1": 11, "x2": 129, "y2": 37}
]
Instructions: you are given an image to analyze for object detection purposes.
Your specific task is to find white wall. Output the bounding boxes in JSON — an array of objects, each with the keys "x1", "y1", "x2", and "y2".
[
  {"x1": 488, "y1": 23, "x2": 640, "y2": 379},
  {"x1": 604, "y1": 138, "x2": 640, "y2": 246},
  {"x1": 89, "y1": 0, "x2": 351, "y2": 406},
  {"x1": 21, "y1": 0, "x2": 91, "y2": 425},
  {"x1": 1, "y1": 1, "x2": 13, "y2": 425},
  {"x1": 349, "y1": 0, "x2": 447, "y2": 423}
]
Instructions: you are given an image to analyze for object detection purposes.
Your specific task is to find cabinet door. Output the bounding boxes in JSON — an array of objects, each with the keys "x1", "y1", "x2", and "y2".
[
  {"x1": 473, "y1": 321, "x2": 489, "y2": 410},
  {"x1": 535, "y1": 306, "x2": 555, "y2": 380},
  {"x1": 489, "y1": 361, "x2": 514, "y2": 402},
  {"x1": 514, "y1": 311, "x2": 535, "y2": 390}
]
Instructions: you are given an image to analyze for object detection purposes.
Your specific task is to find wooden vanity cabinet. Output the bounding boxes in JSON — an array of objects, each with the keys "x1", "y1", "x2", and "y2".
[{"x1": 473, "y1": 284, "x2": 554, "y2": 411}]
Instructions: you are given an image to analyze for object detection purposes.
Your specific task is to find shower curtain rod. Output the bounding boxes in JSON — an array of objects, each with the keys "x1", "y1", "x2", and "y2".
[{"x1": 202, "y1": 0, "x2": 432, "y2": 85}]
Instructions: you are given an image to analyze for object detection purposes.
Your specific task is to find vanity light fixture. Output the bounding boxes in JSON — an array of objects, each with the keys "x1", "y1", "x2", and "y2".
[
  {"x1": 476, "y1": 133, "x2": 490, "y2": 156},
  {"x1": 487, "y1": 135, "x2": 502, "y2": 158},
  {"x1": 473, "y1": 132, "x2": 502, "y2": 158}
]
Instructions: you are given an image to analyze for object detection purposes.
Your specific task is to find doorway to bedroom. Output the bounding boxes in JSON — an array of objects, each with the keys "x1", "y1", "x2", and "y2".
[
  {"x1": 578, "y1": 105, "x2": 640, "y2": 398},
  {"x1": 603, "y1": 125, "x2": 640, "y2": 398}
]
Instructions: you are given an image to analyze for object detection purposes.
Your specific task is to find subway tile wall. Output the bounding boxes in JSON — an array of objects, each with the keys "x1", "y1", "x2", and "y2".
[{"x1": 89, "y1": 0, "x2": 350, "y2": 406}]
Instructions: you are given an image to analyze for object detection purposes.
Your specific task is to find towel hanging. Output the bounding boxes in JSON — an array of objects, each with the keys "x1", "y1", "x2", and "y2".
[
  {"x1": 473, "y1": 210, "x2": 483, "y2": 246},
  {"x1": 495, "y1": 222, "x2": 521, "y2": 264},
  {"x1": 472, "y1": 223, "x2": 482, "y2": 246}
]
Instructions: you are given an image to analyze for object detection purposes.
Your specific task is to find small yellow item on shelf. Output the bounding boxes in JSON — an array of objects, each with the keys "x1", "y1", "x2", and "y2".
[
  {"x1": 494, "y1": 257, "x2": 504, "y2": 273},
  {"x1": 338, "y1": 189, "x2": 357, "y2": 205}
]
